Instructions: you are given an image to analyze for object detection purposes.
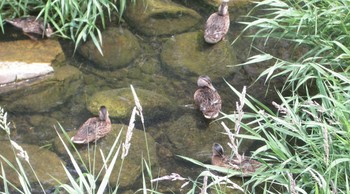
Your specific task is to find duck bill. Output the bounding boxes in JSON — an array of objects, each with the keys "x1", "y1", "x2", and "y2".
[{"x1": 208, "y1": 84, "x2": 216, "y2": 92}]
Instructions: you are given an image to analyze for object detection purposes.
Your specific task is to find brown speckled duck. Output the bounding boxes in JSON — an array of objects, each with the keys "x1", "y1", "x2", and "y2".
[
  {"x1": 211, "y1": 143, "x2": 262, "y2": 177},
  {"x1": 194, "y1": 75, "x2": 222, "y2": 119},
  {"x1": 204, "y1": 0, "x2": 230, "y2": 44},
  {"x1": 71, "y1": 106, "x2": 112, "y2": 144},
  {"x1": 6, "y1": 16, "x2": 53, "y2": 40}
]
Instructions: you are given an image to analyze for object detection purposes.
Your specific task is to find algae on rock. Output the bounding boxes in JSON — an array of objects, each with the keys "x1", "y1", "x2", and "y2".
[
  {"x1": 1, "y1": 65, "x2": 82, "y2": 113},
  {"x1": 124, "y1": 0, "x2": 201, "y2": 36},
  {"x1": 87, "y1": 88, "x2": 173, "y2": 121},
  {"x1": 79, "y1": 27, "x2": 141, "y2": 69},
  {"x1": 161, "y1": 31, "x2": 237, "y2": 80}
]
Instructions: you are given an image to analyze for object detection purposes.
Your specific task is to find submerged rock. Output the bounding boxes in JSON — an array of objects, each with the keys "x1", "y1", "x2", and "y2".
[
  {"x1": 165, "y1": 113, "x2": 227, "y2": 162},
  {"x1": 0, "y1": 65, "x2": 82, "y2": 113},
  {"x1": 165, "y1": 113, "x2": 255, "y2": 162},
  {"x1": 53, "y1": 124, "x2": 158, "y2": 188},
  {"x1": 79, "y1": 27, "x2": 141, "y2": 69},
  {"x1": 160, "y1": 31, "x2": 237, "y2": 80},
  {"x1": 86, "y1": 88, "x2": 173, "y2": 122},
  {"x1": 0, "y1": 140, "x2": 67, "y2": 190},
  {"x1": 124, "y1": 0, "x2": 201, "y2": 36}
]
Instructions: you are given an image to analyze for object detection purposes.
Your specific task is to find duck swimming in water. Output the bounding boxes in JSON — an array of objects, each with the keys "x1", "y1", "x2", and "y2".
[
  {"x1": 5, "y1": 16, "x2": 53, "y2": 40},
  {"x1": 204, "y1": 0, "x2": 230, "y2": 44},
  {"x1": 71, "y1": 106, "x2": 112, "y2": 144},
  {"x1": 211, "y1": 143, "x2": 262, "y2": 177},
  {"x1": 194, "y1": 75, "x2": 222, "y2": 119}
]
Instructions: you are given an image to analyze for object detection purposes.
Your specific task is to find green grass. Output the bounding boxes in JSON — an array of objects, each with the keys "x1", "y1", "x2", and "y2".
[
  {"x1": 223, "y1": 0, "x2": 350, "y2": 193},
  {"x1": 0, "y1": 0, "x2": 134, "y2": 54}
]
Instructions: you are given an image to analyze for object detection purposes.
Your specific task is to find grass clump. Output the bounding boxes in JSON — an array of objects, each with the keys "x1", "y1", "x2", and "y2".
[
  {"x1": 0, "y1": 0, "x2": 134, "y2": 54},
  {"x1": 222, "y1": 0, "x2": 350, "y2": 193}
]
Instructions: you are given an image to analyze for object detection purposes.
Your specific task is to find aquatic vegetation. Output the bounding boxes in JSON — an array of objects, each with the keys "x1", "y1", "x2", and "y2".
[{"x1": 0, "y1": 0, "x2": 134, "y2": 54}]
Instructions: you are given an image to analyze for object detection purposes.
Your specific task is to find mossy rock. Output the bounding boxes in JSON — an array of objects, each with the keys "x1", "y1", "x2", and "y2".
[
  {"x1": 0, "y1": 141, "x2": 67, "y2": 190},
  {"x1": 53, "y1": 124, "x2": 158, "y2": 188},
  {"x1": 79, "y1": 27, "x2": 141, "y2": 69},
  {"x1": 160, "y1": 31, "x2": 237, "y2": 80},
  {"x1": 0, "y1": 65, "x2": 82, "y2": 113},
  {"x1": 165, "y1": 113, "x2": 256, "y2": 163},
  {"x1": 204, "y1": 0, "x2": 253, "y2": 8},
  {"x1": 86, "y1": 88, "x2": 173, "y2": 122},
  {"x1": 165, "y1": 113, "x2": 228, "y2": 162},
  {"x1": 124, "y1": 0, "x2": 201, "y2": 36}
]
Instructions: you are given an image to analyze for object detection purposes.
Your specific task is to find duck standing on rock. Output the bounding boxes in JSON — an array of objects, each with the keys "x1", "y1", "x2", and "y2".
[
  {"x1": 211, "y1": 143, "x2": 262, "y2": 177},
  {"x1": 71, "y1": 106, "x2": 112, "y2": 144},
  {"x1": 194, "y1": 75, "x2": 222, "y2": 119},
  {"x1": 5, "y1": 16, "x2": 53, "y2": 40},
  {"x1": 204, "y1": 0, "x2": 230, "y2": 44}
]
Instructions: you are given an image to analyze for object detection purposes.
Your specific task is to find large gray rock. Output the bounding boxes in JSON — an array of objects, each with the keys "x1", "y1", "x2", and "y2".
[
  {"x1": 86, "y1": 88, "x2": 173, "y2": 121},
  {"x1": 0, "y1": 65, "x2": 82, "y2": 113},
  {"x1": 79, "y1": 27, "x2": 141, "y2": 69},
  {"x1": 0, "y1": 141, "x2": 67, "y2": 190},
  {"x1": 160, "y1": 31, "x2": 237, "y2": 80},
  {"x1": 0, "y1": 39, "x2": 62, "y2": 87},
  {"x1": 53, "y1": 124, "x2": 158, "y2": 188},
  {"x1": 0, "y1": 62, "x2": 53, "y2": 84},
  {"x1": 124, "y1": 0, "x2": 201, "y2": 36}
]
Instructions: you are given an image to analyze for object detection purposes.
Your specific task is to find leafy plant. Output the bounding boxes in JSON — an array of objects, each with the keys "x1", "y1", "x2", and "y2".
[
  {"x1": 223, "y1": 0, "x2": 350, "y2": 193},
  {"x1": 0, "y1": 0, "x2": 134, "y2": 54}
]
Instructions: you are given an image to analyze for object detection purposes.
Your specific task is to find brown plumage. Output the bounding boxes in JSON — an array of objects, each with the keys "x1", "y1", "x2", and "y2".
[
  {"x1": 211, "y1": 143, "x2": 262, "y2": 177},
  {"x1": 204, "y1": 0, "x2": 230, "y2": 44},
  {"x1": 194, "y1": 75, "x2": 222, "y2": 119},
  {"x1": 6, "y1": 16, "x2": 53, "y2": 40},
  {"x1": 71, "y1": 106, "x2": 112, "y2": 144}
]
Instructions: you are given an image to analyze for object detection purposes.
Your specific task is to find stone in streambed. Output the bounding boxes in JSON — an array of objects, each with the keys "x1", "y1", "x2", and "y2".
[
  {"x1": 124, "y1": 0, "x2": 201, "y2": 36},
  {"x1": 0, "y1": 141, "x2": 67, "y2": 190},
  {"x1": 78, "y1": 27, "x2": 141, "y2": 69},
  {"x1": 86, "y1": 88, "x2": 173, "y2": 122},
  {"x1": 160, "y1": 31, "x2": 237, "y2": 80}
]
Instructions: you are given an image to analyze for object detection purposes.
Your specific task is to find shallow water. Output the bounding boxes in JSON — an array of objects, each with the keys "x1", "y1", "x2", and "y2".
[{"x1": 0, "y1": 2, "x2": 284, "y2": 193}]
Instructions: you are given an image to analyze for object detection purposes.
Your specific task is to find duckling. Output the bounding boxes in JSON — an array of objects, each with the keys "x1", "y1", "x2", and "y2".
[
  {"x1": 211, "y1": 143, "x2": 262, "y2": 177},
  {"x1": 71, "y1": 106, "x2": 112, "y2": 144},
  {"x1": 204, "y1": 0, "x2": 230, "y2": 44},
  {"x1": 194, "y1": 75, "x2": 222, "y2": 119},
  {"x1": 5, "y1": 16, "x2": 53, "y2": 40}
]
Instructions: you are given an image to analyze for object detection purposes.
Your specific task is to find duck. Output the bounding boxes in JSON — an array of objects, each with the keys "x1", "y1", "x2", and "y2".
[
  {"x1": 194, "y1": 75, "x2": 222, "y2": 119},
  {"x1": 204, "y1": 0, "x2": 230, "y2": 44},
  {"x1": 5, "y1": 16, "x2": 53, "y2": 40},
  {"x1": 211, "y1": 143, "x2": 262, "y2": 177},
  {"x1": 71, "y1": 106, "x2": 112, "y2": 144}
]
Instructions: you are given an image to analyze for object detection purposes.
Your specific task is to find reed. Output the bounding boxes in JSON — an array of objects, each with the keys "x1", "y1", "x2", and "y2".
[{"x1": 223, "y1": 0, "x2": 350, "y2": 193}]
